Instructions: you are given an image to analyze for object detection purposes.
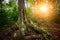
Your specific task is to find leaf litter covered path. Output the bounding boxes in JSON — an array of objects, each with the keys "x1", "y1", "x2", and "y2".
[
  {"x1": 23, "y1": 23, "x2": 60, "y2": 40},
  {"x1": 0, "y1": 23, "x2": 60, "y2": 40}
]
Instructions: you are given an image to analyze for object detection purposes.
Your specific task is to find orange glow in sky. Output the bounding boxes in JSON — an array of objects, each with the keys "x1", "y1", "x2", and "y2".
[{"x1": 31, "y1": 0, "x2": 55, "y2": 21}]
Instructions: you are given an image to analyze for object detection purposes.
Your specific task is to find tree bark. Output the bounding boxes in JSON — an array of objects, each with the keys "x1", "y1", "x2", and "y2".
[{"x1": 17, "y1": 0, "x2": 25, "y2": 37}]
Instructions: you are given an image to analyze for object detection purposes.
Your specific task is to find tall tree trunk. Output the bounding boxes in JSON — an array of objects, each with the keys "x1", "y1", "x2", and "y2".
[{"x1": 17, "y1": 0, "x2": 25, "y2": 37}]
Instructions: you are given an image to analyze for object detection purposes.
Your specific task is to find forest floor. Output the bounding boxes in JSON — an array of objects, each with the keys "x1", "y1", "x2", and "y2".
[
  {"x1": 0, "y1": 23, "x2": 60, "y2": 40},
  {"x1": 23, "y1": 23, "x2": 60, "y2": 40}
]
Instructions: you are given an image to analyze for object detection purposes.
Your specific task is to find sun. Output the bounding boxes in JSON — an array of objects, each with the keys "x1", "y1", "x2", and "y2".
[{"x1": 39, "y1": 4, "x2": 49, "y2": 13}]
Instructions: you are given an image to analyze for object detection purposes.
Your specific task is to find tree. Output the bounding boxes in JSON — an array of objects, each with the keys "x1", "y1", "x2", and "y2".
[{"x1": 17, "y1": 0, "x2": 25, "y2": 38}]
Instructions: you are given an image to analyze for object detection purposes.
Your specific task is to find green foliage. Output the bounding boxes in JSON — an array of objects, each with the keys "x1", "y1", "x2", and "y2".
[
  {"x1": 25, "y1": 7, "x2": 32, "y2": 19},
  {"x1": 28, "y1": 0, "x2": 34, "y2": 4},
  {"x1": 54, "y1": 1, "x2": 60, "y2": 24},
  {"x1": 0, "y1": 0, "x2": 18, "y2": 27}
]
